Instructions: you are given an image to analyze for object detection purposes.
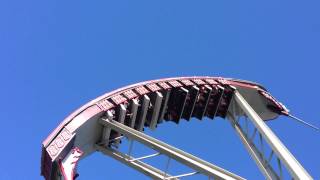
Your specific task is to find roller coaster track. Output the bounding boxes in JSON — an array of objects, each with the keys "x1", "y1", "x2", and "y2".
[{"x1": 40, "y1": 76, "x2": 313, "y2": 180}]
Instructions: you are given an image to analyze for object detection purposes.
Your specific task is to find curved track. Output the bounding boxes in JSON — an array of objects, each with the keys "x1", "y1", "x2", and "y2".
[{"x1": 41, "y1": 76, "x2": 289, "y2": 179}]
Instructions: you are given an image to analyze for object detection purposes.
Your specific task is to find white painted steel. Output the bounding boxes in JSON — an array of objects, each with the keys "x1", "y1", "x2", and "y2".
[
  {"x1": 165, "y1": 171, "x2": 199, "y2": 179},
  {"x1": 233, "y1": 90, "x2": 312, "y2": 180},
  {"x1": 128, "y1": 152, "x2": 161, "y2": 162},
  {"x1": 99, "y1": 118, "x2": 245, "y2": 180},
  {"x1": 228, "y1": 115, "x2": 279, "y2": 180},
  {"x1": 149, "y1": 92, "x2": 163, "y2": 130},
  {"x1": 95, "y1": 145, "x2": 175, "y2": 180}
]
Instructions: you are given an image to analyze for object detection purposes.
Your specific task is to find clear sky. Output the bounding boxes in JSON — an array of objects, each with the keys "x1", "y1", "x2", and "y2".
[{"x1": 0, "y1": 0, "x2": 319, "y2": 179}]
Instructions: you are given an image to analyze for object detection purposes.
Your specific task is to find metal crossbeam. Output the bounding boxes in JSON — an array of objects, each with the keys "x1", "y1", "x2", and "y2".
[
  {"x1": 228, "y1": 89, "x2": 312, "y2": 180},
  {"x1": 95, "y1": 145, "x2": 176, "y2": 180},
  {"x1": 129, "y1": 152, "x2": 161, "y2": 162},
  {"x1": 165, "y1": 171, "x2": 199, "y2": 179},
  {"x1": 99, "y1": 118, "x2": 245, "y2": 180}
]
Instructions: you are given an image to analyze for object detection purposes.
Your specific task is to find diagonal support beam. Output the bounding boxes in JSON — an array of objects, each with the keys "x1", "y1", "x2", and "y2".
[
  {"x1": 228, "y1": 115, "x2": 280, "y2": 180},
  {"x1": 231, "y1": 89, "x2": 312, "y2": 180},
  {"x1": 99, "y1": 118, "x2": 245, "y2": 180}
]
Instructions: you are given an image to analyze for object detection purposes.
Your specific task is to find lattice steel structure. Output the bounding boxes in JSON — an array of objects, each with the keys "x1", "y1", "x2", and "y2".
[{"x1": 41, "y1": 76, "x2": 313, "y2": 180}]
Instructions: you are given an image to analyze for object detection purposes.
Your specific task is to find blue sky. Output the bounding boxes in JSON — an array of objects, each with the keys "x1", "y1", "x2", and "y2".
[{"x1": 0, "y1": 0, "x2": 319, "y2": 179}]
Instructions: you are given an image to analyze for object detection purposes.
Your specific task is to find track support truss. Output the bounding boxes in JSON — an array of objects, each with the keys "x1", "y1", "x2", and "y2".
[
  {"x1": 227, "y1": 89, "x2": 312, "y2": 180},
  {"x1": 98, "y1": 118, "x2": 245, "y2": 180}
]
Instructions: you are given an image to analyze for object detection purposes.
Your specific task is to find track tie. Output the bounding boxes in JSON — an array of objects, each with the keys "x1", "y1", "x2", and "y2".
[
  {"x1": 193, "y1": 85, "x2": 212, "y2": 120},
  {"x1": 206, "y1": 85, "x2": 224, "y2": 119},
  {"x1": 126, "y1": 99, "x2": 139, "y2": 128},
  {"x1": 158, "y1": 89, "x2": 171, "y2": 124},
  {"x1": 147, "y1": 91, "x2": 163, "y2": 130},
  {"x1": 100, "y1": 110, "x2": 113, "y2": 146},
  {"x1": 135, "y1": 95, "x2": 150, "y2": 131},
  {"x1": 112, "y1": 104, "x2": 127, "y2": 146},
  {"x1": 165, "y1": 87, "x2": 188, "y2": 124},
  {"x1": 182, "y1": 85, "x2": 199, "y2": 121}
]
